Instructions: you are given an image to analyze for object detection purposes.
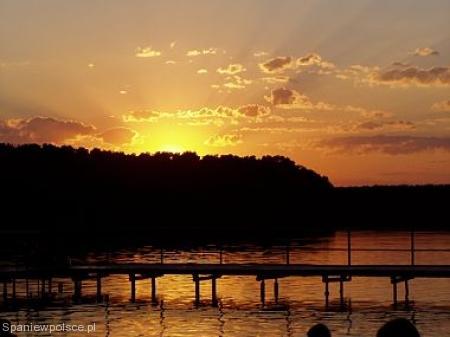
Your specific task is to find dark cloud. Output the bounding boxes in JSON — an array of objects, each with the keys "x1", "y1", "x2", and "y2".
[
  {"x1": 320, "y1": 135, "x2": 450, "y2": 155},
  {"x1": 237, "y1": 104, "x2": 270, "y2": 117},
  {"x1": 98, "y1": 127, "x2": 137, "y2": 145},
  {"x1": 259, "y1": 57, "x2": 293, "y2": 73},
  {"x1": 265, "y1": 88, "x2": 333, "y2": 110},
  {"x1": 373, "y1": 66, "x2": 450, "y2": 87},
  {"x1": 0, "y1": 117, "x2": 96, "y2": 144},
  {"x1": 356, "y1": 120, "x2": 415, "y2": 131}
]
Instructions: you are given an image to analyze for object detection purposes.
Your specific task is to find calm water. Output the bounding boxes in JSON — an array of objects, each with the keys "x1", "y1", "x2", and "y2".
[{"x1": 1, "y1": 231, "x2": 450, "y2": 337}]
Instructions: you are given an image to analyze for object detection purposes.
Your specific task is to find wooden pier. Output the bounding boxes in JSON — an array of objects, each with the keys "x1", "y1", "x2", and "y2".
[
  {"x1": 1, "y1": 263, "x2": 450, "y2": 307},
  {"x1": 1, "y1": 231, "x2": 450, "y2": 308}
]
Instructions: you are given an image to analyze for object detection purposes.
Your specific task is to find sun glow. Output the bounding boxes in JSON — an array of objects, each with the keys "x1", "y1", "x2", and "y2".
[{"x1": 159, "y1": 144, "x2": 185, "y2": 153}]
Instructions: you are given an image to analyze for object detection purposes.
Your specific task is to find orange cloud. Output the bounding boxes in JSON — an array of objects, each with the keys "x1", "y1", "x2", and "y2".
[
  {"x1": 186, "y1": 48, "x2": 217, "y2": 56},
  {"x1": 0, "y1": 117, "x2": 96, "y2": 144},
  {"x1": 217, "y1": 63, "x2": 246, "y2": 75},
  {"x1": 413, "y1": 47, "x2": 439, "y2": 57},
  {"x1": 205, "y1": 134, "x2": 242, "y2": 147},
  {"x1": 431, "y1": 100, "x2": 450, "y2": 112},
  {"x1": 135, "y1": 46, "x2": 161, "y2": 58},
  {"x1": 98, "y1": 127, "x2": 137, "y2": 145}
]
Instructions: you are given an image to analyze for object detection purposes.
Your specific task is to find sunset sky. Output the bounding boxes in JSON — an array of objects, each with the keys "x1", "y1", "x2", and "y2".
[{"x1": 1, "y1": 0, "x2": 450, "y2": 185}]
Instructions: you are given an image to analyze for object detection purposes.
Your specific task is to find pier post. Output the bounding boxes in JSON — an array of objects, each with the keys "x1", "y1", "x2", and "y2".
[
  {"x1": 48, "y1": 278, "x2": 52, "y2": 294},
  {"x1": 151, "y1": 277, "x2": 157, "y2": 304},
  {"x1": 274, "y1": 278, "x2": 279, "y2": 304},
  {"x1": 194, "y1": 274, "x2": 200, "y2": 307},
  {"x1": 73, "y1": 279, "x2": 82, "y2": 301},
  {"x1": 347, "y1": 230, "x2": 352, "y2": 266},
  {"x1": 130, "y1": 274, "x2": 136, "y2": 303},
  {"x1": 392, "y1": 278, "x2": 398, "y2": 306},
  {"x1": 286, "y1": 245, "x2": 290, "y2": 265},
  {"x1": 410, "y1": 230, "x2": 415, "y2": 266},
  {"x1": 12, "y1": 279, "x2": 16, "y2": 301},
  {"x1": 3, "y1": 282, "x2": 7, "y2": 303},
  {"x1": 339, "y1": 278, "x2": 344, "y2": 307},
  {"x1": 41, "y1": 279, "x2": 46, "y2": 298},
  {"x1": 26, "y1": 278, "x2": 30, "y2": 298},
  {"x1": 404, "y1": 279, "x2": 410, "y2": 304},
  {"x1": 324, "y1": 276, "x2": 330, "y2": 308},
  {"x1": 260, "y1": 279, "x2": 266, "y2": 306},
  {"x1": 96, "y1": 275, "x2": 102, "y2": 301},
  {"x1": 212, "y1": 277, "x2": 218, "y2": 307}
]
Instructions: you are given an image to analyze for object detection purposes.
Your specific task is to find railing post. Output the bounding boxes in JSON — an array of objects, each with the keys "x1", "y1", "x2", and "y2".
[
  {"x1": 219, "y1": 248, "x2": 223, "y2": 265},
  {"x1": 160, "y1": 248, "x2": 164, "y2": 264},
  {"x1": 410, "y1": 230, "x2": 415, "y2": 266},
  {"x1": 347, "y1": 229, "x2": 352, "y2": 266},
  {"x1": 286, "y1": 244, "x2": 290, "y2": 265}
]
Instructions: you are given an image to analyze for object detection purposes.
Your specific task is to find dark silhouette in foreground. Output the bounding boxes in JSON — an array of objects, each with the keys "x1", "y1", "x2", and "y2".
[
  {"x1": 377, "y1": 318, "x2": 421, "y2": 337},
  {"x1": 306, "y1": 319, "x2": 421, "y2": 337},
  {"x1": 307, "y1": 323, "x2": 332, "y2": 337}
]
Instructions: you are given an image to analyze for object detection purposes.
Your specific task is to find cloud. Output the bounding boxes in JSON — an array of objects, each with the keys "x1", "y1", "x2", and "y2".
[
  {"x1": 170, "y1": 41, "x2": 176, "y2": 49},
  {"x1": 197, "y1": 69, "x2": 208, "y2": 74},
  {"x1": 259, "y1": 56, "x2": 293, "y2": 73},
  {"x1": 254, "y1": 51, "x2": 268, "y2": 57},
  {"x1": 319, "y1": 135, "x2": 450, "y2": 155},
  {"x1": 355, "y1": 120, "x2": 415, "y2": 131},
  {"x1": 122, "y1": 104, "x2": 270, "y2": 125},
  {"x1": 431, "y1": 100, "x2": 450, "y2": 112},
  {"x1": 0, "y1": 117, "x2": 96, "y2": 144},
  {"x1": 205, "y1": 134, "x2": 242, "y2": 147},
  {"x1": 370, "y1": 66, "x2": 450, "y2": 87},
  {"x1": 265, "y1": 88, "x2": 333, "y2": 110},
  {"x1": 237, "y1": 104, "x2": 271, "y2": 117},
  {"x1": 217, "y1": 63, "x2": 246, "y2": 75},
  {"x1": 135, "y1": 46, "x2": 161, "y2": 58},
  {"x1": 223, "y1": 75, "x2": 252, "y2": 89},
  {"x1": 413, "y1": 47, "x2": 439, "y2": 57},
  {"x1": 297, "y1": 53, "x2": 335, "y2": 69},
  {"x1": 123, "y1": 110, "x2": 161, "y2": 122},
  {"x1": 261, "y1": 76, "x2": 290, "y2": 84},
  {"x1": 98, "y1": 127, "x2": 137, "y2": 145},
  {"x1": 186, "y1": 48, "x2": 217, "y2": 57}
]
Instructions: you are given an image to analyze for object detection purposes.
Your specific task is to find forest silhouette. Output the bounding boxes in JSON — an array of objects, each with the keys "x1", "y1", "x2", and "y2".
[{"x1": 0, "y1": 143, "x2": 448, "y2": 239}]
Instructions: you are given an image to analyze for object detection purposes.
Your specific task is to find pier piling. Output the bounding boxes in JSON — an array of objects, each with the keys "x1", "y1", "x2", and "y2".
[
  {"x1": 96, "y1": 275, "x2": 102, "y2": 301},
  {"x1": 274, "y1": 278, "x2": 279, "y2": 304},
  {"x1": 260, "y1": 279, "x2": 266, "y2": 306},
  {"x1": 130, "y1": 274, "x2": 136, "y2": 303},
  {"x1": 212, "y1": 277, "x2": 218, "y2": 307},
  {"x1": 194, "y1": 274, "x2": 200, "y2": 306},
  {"x1": 151, "y1": 276, "x2": 157, "y2": 304},
  {"x1": 3, "y1": 281, "x2": 7, "y2": 302}
]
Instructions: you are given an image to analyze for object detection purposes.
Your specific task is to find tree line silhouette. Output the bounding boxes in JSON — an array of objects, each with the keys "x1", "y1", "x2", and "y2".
[{"x1": 0, "y1": 143, "x2": 448, "y2": 239}]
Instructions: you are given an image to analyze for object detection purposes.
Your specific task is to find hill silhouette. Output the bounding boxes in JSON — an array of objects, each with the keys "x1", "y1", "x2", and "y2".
[
  {"x1": 0, "y1": 143, "x2": 448, "y2": 239},
  {"x1": 0, "y1": 143, "x2": 332, "y2": 236}
]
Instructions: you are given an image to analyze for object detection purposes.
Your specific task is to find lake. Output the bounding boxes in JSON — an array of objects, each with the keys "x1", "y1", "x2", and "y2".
[{"x1": 1, "y1": 230, "x2": 450, "y2": 337}]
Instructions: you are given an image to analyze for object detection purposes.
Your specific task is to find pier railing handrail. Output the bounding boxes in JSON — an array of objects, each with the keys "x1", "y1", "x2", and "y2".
[{"x1": 116, "y1": 230, "x2": 448, "y2": 267}]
